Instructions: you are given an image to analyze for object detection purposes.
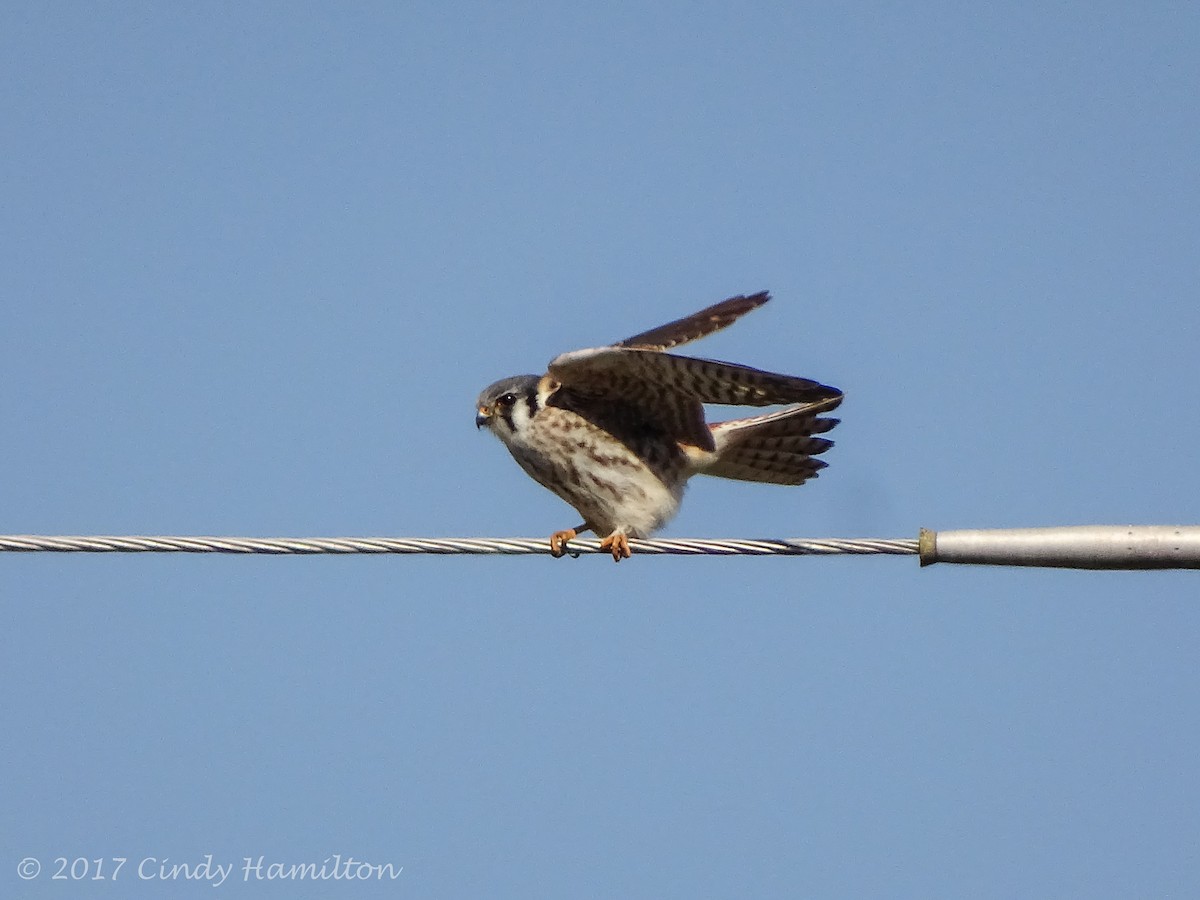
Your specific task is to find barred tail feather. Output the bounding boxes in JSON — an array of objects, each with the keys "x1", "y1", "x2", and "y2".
[{"x1": 702, "y1": 398, "x2": 841, "y2": 485}]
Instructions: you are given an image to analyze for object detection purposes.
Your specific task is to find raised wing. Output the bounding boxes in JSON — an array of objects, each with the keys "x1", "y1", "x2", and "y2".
[
  {"x1": 614, "y1": 291, "x2": 770, "y2": 351},
  {"x1": 550, "y1": 347, "x2": 842, "y2": 407},
  {"x1": 546, "y1": 346, "x2": 843, "y2": 450}
]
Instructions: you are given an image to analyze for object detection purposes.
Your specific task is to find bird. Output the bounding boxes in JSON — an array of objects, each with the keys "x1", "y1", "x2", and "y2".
[{"x1": 475, "y1": 291, "x2": 842, "y2": 561}]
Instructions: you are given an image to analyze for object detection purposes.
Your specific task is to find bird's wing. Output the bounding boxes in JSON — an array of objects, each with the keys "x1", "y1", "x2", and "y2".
[
  {"x1": 546, "y1": 347, "x2": 842, "y2": 450},
  {"x1": 614, "y1": 292, "x2": 770, "y2": 351},
  {"x1": 547, "y1": 349, "x2": 713, "y2": 449},
  {"x1": 550, "y1": 347, "x2": 842, "y2": 406}
]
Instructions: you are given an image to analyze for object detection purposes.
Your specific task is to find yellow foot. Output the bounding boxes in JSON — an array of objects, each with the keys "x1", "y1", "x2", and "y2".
[
  {"x1": 549, "y1": 528, "x2": 578, "y2": 558},
  {"x1": 599, "y1": 531, "x2": 632, "y2": 562}
]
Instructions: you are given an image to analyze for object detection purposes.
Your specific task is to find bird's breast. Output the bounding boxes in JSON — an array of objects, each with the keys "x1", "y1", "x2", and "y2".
[{"x1": 507, "y1": 406, "x2": 688, "y2": 537}]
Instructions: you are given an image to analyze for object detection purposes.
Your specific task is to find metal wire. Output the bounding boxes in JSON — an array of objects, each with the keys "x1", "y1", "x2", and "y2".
[
  {"x1": 0, "y1": 534, "x2": 918, "y2": 557},
  {"x1": 4, "y1": 528, "x2": 1195, "y2": 567}
]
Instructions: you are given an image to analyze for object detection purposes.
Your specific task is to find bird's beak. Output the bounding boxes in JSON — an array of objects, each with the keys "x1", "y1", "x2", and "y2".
[{"x1": 476, "y1": 406, "x2": 490, "y2": 429}]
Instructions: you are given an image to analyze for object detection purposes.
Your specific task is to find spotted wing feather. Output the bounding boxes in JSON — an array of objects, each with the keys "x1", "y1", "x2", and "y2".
[
  {"x1": 614, "y1": 292, "x2": 770, "y2": 351},
  {"x1": 547, "y1": 347, "x2": 842, "y2": 450},
  {"x1": 550, "y1": 347, "x2": 842, "y2": 407},
  {"x1": 547, "y1": 349, "x2": 714, "y2": 449}
]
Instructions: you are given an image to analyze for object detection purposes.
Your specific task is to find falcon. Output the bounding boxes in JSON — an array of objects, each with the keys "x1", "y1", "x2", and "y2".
[{"x1": 475, "y1": 291, "x2": 842, "y2": 561}]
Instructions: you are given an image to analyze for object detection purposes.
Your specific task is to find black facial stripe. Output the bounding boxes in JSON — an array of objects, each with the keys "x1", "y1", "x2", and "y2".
[
  {"x1": 524, "y1": 388, "x2": 539, "y2": 420},
  {"x1": 499, "y1": 406, "x2": 516, "y2": 432}
]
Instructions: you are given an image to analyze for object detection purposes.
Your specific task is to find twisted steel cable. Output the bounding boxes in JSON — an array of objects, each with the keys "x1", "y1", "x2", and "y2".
[{"x1": 0, "y1": 534, "x2": 918, "y2": 557}]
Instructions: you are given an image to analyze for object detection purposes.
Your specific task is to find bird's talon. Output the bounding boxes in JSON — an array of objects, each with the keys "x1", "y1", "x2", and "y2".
[
  {"x1": 599, "y1": 532, "x2": 632, "y2": 562},
  {"x1": 549, "y1": 528, "x2": 578, "y2": 559}
]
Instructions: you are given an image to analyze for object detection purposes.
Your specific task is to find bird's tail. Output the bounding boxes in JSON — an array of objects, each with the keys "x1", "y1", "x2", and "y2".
[{"x1": 700, "y1": 396, "x2": 842, "y2": 485}]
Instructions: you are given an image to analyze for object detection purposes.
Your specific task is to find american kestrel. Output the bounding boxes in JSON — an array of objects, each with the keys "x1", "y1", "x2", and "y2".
[{"x1": 475, "y1": 291, "x2": 842, "y2": 561}]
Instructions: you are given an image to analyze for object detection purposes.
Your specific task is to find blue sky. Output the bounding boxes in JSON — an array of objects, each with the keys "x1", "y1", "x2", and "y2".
[{"x1": 2, "y1": 3, "x2": 1198, "y2": 897}]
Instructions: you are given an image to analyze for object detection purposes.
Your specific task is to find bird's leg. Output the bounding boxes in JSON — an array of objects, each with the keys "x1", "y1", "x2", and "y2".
[
  {"x1": 549, "y1": 523, "x2": 588, "y2": 559},
  {"x1": 598, "y1": 530, "x2": 632, "y2": 562}
]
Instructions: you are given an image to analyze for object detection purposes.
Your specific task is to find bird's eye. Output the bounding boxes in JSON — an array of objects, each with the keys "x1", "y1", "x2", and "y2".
[{"x1": 497, "y1": 392, "x2": 517, "y2": 407}]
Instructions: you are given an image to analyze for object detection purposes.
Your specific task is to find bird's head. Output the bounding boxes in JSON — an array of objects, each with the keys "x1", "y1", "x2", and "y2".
[{"x1": 475, "y1": 374, "x2": 542, "y2": 440}]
